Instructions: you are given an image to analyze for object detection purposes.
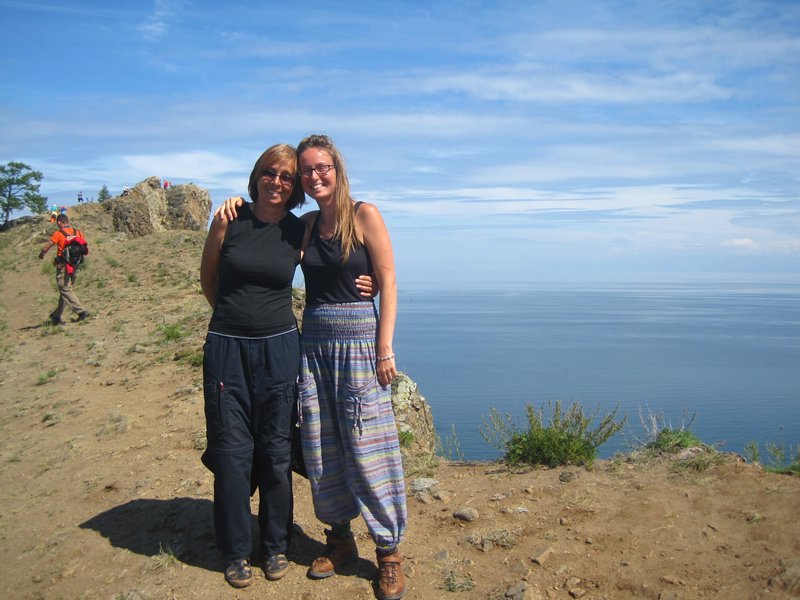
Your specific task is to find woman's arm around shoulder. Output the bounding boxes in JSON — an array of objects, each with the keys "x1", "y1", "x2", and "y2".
[
  {"x1": 200, "y1": 213, "x2": 229, "y2": 308},
  {"x1": 213, "y1": 196, "x2": 246, "y2": 222}
]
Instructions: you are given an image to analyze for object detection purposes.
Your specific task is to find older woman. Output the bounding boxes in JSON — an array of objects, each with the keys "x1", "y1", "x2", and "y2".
[{"x1": 200, "y1": 144, "x2": 307, "y2": 587}]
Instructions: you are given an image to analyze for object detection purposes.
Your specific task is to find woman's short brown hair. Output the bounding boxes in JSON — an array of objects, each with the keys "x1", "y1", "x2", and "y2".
[{"x1": 247, "y1": 143, "x2": 305, "y2": 210}]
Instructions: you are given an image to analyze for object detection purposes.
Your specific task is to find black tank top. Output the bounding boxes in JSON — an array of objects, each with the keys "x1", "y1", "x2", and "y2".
[
  {"x1": 209, "y1": 203, "x2": 305, "y2": 337},
  {"x1": 301, "y1": 203, "x2": 373, "y2": 305}
]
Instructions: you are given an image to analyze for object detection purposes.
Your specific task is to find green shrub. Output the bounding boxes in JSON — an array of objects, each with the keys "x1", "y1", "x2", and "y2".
[
  {"x1": 174, "y1": 348, "x2": 203, "y2": 368},
  {"x1": 638, "y1": 408, "x2": 706, "y2": 452},
  {"x1": 158, "y1": 323, "x2": 188, "y2": 342},
  {"x1": 745, "y1": 441, "x2": 800, "y2": 475},
  {"x1": 443, "y1": 571, "x2": 474, "y2": 592},
  {"x1": 481, "y1": 400, "x2": 626, "y2": 468},
  {"x1": 42, "y1": 412, "x2": 61, "y2": 426},
  {"x1": 36, "y1": 370, "x2": 57, "y2": 385},
  {"x1": 744, "y1": 440, "x2": 761, "y2": 463},
  {"x1": 398, "y1": 429, "x2": 414, "y2": 448},
  {"x1": 648, "y1": 427, "x2": 703, "y2": 451},
  {"x1": 435, "y1": 424, "x2": 464, "y2": 461}
]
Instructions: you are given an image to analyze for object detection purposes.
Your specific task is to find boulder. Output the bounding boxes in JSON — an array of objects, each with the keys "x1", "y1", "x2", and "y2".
[
  {"x1": 108, "y1": 177, "x2": 211, "y2": 238},
  {"x1": 165, "y1": 184, "x2": 212, "y2": 231},
  {"x1": 392, "y1": 371, "x2": 436, "y2": 458}
]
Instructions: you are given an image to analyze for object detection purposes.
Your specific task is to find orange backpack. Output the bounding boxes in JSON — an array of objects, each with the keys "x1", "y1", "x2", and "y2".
[{"x1": 59, "y1": 227, "x2": 89, "y2": 267}]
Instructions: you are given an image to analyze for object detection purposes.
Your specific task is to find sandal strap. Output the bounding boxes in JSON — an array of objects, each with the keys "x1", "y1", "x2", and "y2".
[
  {"x1": 225, "y1": 558, "x2": 253, "y2": 583},
  {"x1": 268, "y1": 554, "x2": 288, "y2": 567}
]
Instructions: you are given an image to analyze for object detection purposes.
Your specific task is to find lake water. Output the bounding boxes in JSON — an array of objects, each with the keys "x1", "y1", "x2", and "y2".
[{"x1": 392, "y1": 281, "x2": 800, "y2": 460}]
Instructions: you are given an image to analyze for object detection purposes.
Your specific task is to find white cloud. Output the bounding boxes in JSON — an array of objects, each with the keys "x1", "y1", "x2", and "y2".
[
  {"x1": 120, "y1": 151, "x2": 246, "y2": 188},
  {"x1": 137, "y1": 0, "x2": 184, "y2": 41},
  {"x1": 528, "y1": 27, "x2": 800, "y2": 71},
  {"x1": 716, "y1": 237, "x2": 800, "y2": 255},
  {"x1": 720, "y1": 238, "x2": 758, "y2": 250},
  {"x1": 705, "y1": 134, "x2": 800, "y2": 157},
  {"x1": 417, "y1": 68, "x2": 732, "y2": 103}
]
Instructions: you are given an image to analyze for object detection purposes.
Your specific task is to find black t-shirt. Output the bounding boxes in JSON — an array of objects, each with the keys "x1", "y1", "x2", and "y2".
[{"x1": 209, "y1": 204, "x2": 305, "y2": 337}]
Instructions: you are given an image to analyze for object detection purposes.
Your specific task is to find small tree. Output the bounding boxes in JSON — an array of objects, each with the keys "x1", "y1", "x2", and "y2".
[
  {"x1": 0, "y1": 162, "x2": 47, "y2": 224},
  {"x1": 98, "y1": 184, "x2": 112, "y2": 202}
]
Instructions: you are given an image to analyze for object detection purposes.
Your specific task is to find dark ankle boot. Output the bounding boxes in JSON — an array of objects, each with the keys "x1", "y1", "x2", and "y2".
[
  {"x1": 376, "y1": 549, "x2": 406, "y2": 600},
  {"x1": 307, "y1": 529, "x2": 358, "y2": 579}
]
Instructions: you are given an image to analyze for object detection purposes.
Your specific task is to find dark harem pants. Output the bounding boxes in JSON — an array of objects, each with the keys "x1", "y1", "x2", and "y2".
[{"x1": 202, "y1": 329, "x2": 299, "y2": 561}]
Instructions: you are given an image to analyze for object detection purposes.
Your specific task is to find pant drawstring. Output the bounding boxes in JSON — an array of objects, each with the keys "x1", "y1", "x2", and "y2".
[{"x1": 354, "y1": 395, "x2": 364, "y2": 436}]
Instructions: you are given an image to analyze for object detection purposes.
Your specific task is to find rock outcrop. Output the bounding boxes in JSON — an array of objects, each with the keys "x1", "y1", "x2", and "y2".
[
  {"x1": 108, "y1": 177, "x2": 211, "y2": 238},
  {"x1": 392, "y1": 371, "x2": 436, "y2": 458}
]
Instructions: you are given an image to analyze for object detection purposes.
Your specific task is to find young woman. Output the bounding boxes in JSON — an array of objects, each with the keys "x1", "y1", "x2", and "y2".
[{"x1": 296, "y1": 134, "x2": 407, "y2": 600}]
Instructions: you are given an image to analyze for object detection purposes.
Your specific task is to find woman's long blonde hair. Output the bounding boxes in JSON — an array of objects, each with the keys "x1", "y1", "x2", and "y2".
[{"x1": 296, "y1": 134, "x2": 359, "y2": 261}]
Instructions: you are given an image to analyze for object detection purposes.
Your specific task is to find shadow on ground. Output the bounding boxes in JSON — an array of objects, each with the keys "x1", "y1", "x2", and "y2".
[
  {"x1": 79, "y1": 497, "x2": 374, "y2": 578},
  {"x1": 80, "y1": 497, "x2": 221, "y2": 571}
]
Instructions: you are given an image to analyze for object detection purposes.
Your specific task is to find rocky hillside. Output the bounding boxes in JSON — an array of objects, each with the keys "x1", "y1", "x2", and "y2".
[{"x1": 0, "y1": 191, "x2": 798, "y2": 600}]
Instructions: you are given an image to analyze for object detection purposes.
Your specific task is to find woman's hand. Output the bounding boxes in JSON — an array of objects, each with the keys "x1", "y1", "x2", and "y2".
[
  {"x1": 355, "y1": 273, "x2": 379, "y2": 298},
  {"x1": 376, "y1": 354, "x2": 397, "y2": 388},
  {"x1": 213, "y1": 196, "x2": 246, "y2": 222}
]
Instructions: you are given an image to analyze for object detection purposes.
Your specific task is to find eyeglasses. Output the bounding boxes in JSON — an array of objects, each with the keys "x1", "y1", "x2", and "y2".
[
  {"x1": 299, "y1": 164, "x2": 335, "y2": 178},
  {"x1": 261, "y1": 169, "x2": 295, "y2": 185}
]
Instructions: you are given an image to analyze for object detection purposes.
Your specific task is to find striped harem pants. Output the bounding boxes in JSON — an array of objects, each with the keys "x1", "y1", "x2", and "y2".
[{"x1": 298, "y1": 301, "x2": 407, "y2": 548}]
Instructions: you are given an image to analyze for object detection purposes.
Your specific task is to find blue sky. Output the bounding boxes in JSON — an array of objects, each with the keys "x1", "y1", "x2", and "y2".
[{"x1": 2, "y1": 0, "x2": 799, "y2": 287}]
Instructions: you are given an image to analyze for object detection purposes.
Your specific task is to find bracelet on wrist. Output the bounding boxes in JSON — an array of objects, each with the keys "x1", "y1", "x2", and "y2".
[{"x1": 376, "y1": 354, "x2": 395, "y2": 362}]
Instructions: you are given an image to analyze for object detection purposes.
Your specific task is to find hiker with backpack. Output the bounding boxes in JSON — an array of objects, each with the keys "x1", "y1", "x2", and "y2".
[{"x1": 38, "y1": 214, "x2": 90, "y2": 325}]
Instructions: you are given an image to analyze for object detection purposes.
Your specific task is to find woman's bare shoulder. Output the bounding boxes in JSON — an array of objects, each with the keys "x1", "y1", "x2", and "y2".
[{"x1": 356, "y1": 201, "x2": 385, "y2": 225}]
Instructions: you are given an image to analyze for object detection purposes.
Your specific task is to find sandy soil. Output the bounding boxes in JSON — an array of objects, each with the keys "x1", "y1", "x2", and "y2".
[{"x1": 1, "y1": 207, "x2": 798, "y2": 600}]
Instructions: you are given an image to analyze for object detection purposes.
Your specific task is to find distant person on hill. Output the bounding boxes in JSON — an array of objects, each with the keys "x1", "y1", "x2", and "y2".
[
  {"x1": 77, "y1": 191, "x2": 84, "y2": 203},
  {"x1": 218, "y1": 134, "x2": 406, "y2": 600},
  {"x1": 200, "y1": 143, "x2": 376, "y2": 588},
  {"x1": 37, "y1": 214, "x2": 90, "y2": 325},
  {"x1": 49, "y1": 205, "x2": 58, "y2": 223}
]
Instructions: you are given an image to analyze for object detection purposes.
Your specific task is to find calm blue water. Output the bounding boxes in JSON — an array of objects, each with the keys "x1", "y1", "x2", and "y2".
[{"x1": 392, "y1": 282, "x2": 800, "y2": 460}]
